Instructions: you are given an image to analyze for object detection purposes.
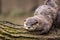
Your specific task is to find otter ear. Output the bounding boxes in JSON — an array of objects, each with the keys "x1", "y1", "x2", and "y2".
[{"x1": 44, "y1": 0, "x2": 56, "y2": 7}]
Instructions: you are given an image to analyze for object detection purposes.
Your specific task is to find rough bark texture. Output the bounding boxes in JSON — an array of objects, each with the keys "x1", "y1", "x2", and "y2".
[{"x1": 0, "y1": 21, "x2": 60, "y2": 40}]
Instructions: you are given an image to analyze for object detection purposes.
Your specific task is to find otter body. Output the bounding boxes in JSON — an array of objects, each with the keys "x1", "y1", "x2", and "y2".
[{"x1": 24, "y1": 0, "x2": 58, "y2": 34}]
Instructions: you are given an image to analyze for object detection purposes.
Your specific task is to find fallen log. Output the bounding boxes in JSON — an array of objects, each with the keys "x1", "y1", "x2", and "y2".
[{"x1": 0, "y1": 21, "x2": 60, "y2": 40}]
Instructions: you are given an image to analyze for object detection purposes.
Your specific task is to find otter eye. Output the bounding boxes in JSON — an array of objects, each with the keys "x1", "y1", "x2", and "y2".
[{"x1": 32, "y1": 22, "x2": 38, "y2": 25}]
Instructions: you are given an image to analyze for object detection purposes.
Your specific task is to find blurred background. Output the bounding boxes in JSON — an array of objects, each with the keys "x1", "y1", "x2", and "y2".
[{"x1": 0, "y1": 0, "x2": 60, "y2": 25}]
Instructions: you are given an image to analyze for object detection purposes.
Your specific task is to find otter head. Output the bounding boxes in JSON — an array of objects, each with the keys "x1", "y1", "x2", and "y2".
[{"x1": 24, "y1": 17, "x2": 39, "y2": 31}]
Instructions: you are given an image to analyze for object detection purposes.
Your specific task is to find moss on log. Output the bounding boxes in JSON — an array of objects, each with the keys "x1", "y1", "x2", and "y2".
[{"x1": 0, "y1": 21, "x2": 60, "y2": 40}]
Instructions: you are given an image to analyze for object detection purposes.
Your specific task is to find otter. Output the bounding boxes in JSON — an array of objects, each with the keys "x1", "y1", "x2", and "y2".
[{"x1": 24, "y1": 0, "x2": 58, "y2": 34}]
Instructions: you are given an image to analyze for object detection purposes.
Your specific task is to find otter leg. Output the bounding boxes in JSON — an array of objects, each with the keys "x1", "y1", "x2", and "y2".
[{"x1": 39, "y1": 25, "x2": 51, "y2": 34}]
